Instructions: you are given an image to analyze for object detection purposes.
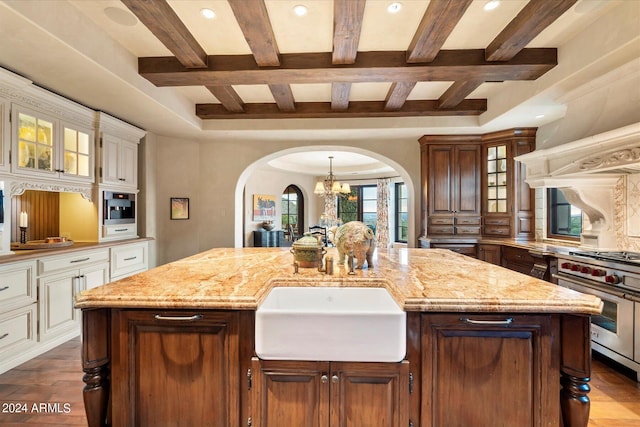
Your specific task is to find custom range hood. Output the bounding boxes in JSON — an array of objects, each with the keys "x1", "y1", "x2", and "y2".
[{"x1": 516, "y1": 123, "x2": 640, "y2": 249}]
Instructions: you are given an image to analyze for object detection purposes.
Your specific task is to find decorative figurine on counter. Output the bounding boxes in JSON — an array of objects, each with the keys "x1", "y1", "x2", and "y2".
[{"x1": 328, "y1": 221, "x2": 375, "y2": 269}]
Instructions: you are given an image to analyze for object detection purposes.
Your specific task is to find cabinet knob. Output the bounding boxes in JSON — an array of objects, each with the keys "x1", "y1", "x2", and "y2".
[
  {"x1": 331, "y1": 374, "x2": 339, "y2": 383},
  {"x1": 321, "y1": 375, "x2": 328, "y2": 383}
]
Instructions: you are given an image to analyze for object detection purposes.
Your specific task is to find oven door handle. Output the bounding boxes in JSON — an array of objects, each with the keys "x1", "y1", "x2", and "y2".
[{"x1": 553, "y1": 273, "x2": 626, "y2": 298}]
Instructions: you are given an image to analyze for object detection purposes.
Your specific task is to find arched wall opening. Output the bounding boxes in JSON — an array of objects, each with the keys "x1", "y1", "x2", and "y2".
[{"x1": 235, "y1": 145, "x2": 417, "y2": 248}]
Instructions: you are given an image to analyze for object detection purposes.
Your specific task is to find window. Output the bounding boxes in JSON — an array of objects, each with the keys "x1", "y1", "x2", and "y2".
[
  {"x1": 548, "y1": 188, "x2": 582, "y2": 239},
  {"x1": 282, "y1": 185, "x2": 303, "y2": 240},
  {"x1": 337, "y1": 185, "x2": 377, "y2": 232},
  {"x1": 395, "y1": 183, "x2": 408, "y2": 243}
]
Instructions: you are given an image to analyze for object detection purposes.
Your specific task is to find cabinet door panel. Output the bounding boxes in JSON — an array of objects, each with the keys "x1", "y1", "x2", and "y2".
[
  {"x1": 112, "y1": 310, "x2": 240, "y2": 427},
  {"x1": 39, "y1": 272, "x2": 78, "y2": 341},
  {"x1": 330, "y1": 361, "x2": 409, "y2": 427},
  {"x1": 422, "y1": 314, "x2": 558, "y2": 427},
  {"x1": 251, "y1": 359, "x2": 329, "y2": 427},
  {"x1": 429, "y1": 146, "x2": 453, "y2": 214},
  {"x1": 456, "y1": 145, "x2": 481, "y2": 215}
]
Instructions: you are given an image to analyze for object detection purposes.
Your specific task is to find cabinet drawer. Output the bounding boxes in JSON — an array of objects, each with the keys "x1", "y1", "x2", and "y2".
[
  {"x1": 455, "y1": 226, "x2": 481, "y2": 235},
  {"x1": 429, "y1": 225, "x2": 455, "y2": 235},
  {"x1": 484, "y1": 217, "x2": 510, "y2": 226},
  {"x1": 0, "y1": 262, "x2": 36, "y2": 312},
  {"x1": 0, "y1": 305, "x2": 36, "y2": 354},
  {"x1": 111, "y1": 242, "x2": 148, "y2": 280},
  {"x1": 103, "y1": 224, "x2": 137, "y2": 238},
  {"x1": 429, "y1": 217, "x2": 454, "y2": 225},
  {"x1": 484, "y1": 226, "x2": 511, "y2": 236},
  {"x1": 502, "y1": 246, "x2": 535, "y2": 264},
  {"x1": 38, "y1": 249, "x2": 109, "y2": 275},
  {"x1": 455, "y1": 217, "x2": 481, "y2": 225},
  {"x1": 431, "y1": 244, "x2": 477, "y2": 257}
]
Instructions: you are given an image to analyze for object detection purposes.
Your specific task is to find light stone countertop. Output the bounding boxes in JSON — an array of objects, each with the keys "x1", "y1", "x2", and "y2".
[{"x1": 74, "y1": 247, "x2": 602, "y2": 315}]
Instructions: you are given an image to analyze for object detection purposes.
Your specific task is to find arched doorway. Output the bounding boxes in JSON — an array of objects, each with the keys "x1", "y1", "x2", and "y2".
[{"x1": 282, "y1": 184, "x2": 304, "y2": 241}]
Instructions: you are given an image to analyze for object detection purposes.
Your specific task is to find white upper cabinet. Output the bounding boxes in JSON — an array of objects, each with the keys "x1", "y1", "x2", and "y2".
[
  {"x1": 11, "y1": 105, "x2": 95, "y2": 184},
  {"x1": 96, "y1": 112, "x2": 145, "y2": 190}
]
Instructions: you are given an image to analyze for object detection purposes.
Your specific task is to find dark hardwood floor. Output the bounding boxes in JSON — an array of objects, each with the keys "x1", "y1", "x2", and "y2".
[{"x1": 0, "y1": 338, "x2": 639, "y2": 426}]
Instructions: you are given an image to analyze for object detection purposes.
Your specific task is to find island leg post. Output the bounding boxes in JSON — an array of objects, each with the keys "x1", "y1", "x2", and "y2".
[
  {"x1": 81, "y1": 309, "x2": 110, "y2": 427},
  {"x1": 560, "y1": 314, "x2": 591, "y2": 427}
]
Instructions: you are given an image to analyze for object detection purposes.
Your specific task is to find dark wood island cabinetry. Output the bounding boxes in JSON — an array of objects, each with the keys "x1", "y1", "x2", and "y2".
[{"x1": 76, "y1": 248, "x2": 600, "y2": 427}]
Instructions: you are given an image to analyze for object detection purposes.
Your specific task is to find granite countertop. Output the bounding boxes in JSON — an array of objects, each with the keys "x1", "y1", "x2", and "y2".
[
  {"x1": 0, "y1": 237, "x2": 153, "y2": 265},
  {"x1": 74, "y1": 247, "x2": 602, "y2": 315}
]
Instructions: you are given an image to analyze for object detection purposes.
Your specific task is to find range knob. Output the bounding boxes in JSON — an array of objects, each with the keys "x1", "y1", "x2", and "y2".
[
  {"x1": 561, "y1": 262, "x2": 572, "y2": 269},
  {"x1": 580, "y1": 266, "x2": 592, "y2": 274},
  {"x1": 590, "y1": 269, "x2": 606, "y2": 277},
  {"x1": 605, "y1": 274, "x2": 621, "y2": 284},
  {"x1": 570, "y1": 264, "x2": 581, "y2": 271}
]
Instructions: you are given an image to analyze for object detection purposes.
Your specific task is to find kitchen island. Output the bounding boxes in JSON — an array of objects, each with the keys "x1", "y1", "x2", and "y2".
[{"x1": 75, "y1": 247, "x2": 602, "y2": 427}]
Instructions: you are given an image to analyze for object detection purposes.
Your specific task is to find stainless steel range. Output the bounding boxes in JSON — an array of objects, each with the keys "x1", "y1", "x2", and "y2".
[{"x1": 555, "y1": 251, "x2": 640, "y2": 380}]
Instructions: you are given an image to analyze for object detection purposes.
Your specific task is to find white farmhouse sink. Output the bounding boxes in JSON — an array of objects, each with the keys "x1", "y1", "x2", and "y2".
[{"x1": 255, "y1": 287, "x2": 406, "y2": 362}]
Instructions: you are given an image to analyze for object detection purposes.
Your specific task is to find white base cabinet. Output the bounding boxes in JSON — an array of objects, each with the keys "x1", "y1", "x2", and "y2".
[{"x1": 0, "y1": 241, "x2": 148, "y2": 374}]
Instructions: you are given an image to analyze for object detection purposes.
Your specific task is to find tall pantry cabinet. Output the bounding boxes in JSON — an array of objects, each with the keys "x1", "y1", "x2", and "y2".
[{"x1": 419, "y1": 129, "x2": 536, "y2": 246}]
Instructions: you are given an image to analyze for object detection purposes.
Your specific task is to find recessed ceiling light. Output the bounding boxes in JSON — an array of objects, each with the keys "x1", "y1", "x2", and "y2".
[
  {"x1": 200, "y1": 8, "x2": 216, "y2": 19},
  {"x1": 484, "y1": 1, "x2": 500, "y2": 11},
  {"x1": 387, "y1": 2, "x2": 402, "y2": 14},
  {"x1": 293, "y1": 5, "x2": 308, "y2": 16},
  {"x1": 535, "y1": 114, "x2": 545, "y2": 119}
]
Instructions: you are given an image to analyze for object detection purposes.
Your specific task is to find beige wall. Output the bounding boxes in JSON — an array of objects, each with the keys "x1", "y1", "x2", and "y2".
[{"x1": 147, "y1": 136, "x2": 421, "y2": 265}]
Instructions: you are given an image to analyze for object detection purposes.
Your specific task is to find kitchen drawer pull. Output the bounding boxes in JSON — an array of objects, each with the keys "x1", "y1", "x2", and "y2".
[
  {"x1": 115, "y1": 229, "x2": 128, "y2": 232},
  {"x1": 154, "y1": 314, "x2": 203, "y2": 321},
  {"x1": 0, "y1": 333, "x2": 8, "y2": 340},
  {"x1": 70, "y1": 257, "x2": 91, "y2": 263},
  {"x1": 331, "y1": 375, "x2": 339, "y2": 383},
  {"x1": 461, "y1": 317, "x2": 513, "y2": 326},
  {"x1": 0, "y1": 286, "x2": 9, "y2": 291},
  {"x1": 124, "y1": 256, "x2": 137, "y2": 261},
  {"x1": 321, "y1": 375, "x2": 328, "y2": 383}
]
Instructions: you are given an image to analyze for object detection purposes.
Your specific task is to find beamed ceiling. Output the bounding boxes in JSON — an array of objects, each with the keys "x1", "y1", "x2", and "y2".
[{"x1": 121, "y1": 0, "x2": 575, "y2": 120}]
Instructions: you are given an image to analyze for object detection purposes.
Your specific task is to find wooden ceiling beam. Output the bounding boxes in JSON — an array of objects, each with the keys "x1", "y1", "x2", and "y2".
[
  {"x1": 227, "y1": 0, "x2": 280, "y2": 67},
  {"x1": 385, "y1": 82, "x2": 417, "y2": 111},
  {"x1": 268, "y1": 84, "x2": 296, "y2": 111},
  {"x1": 139, "y1": 49, "x2": 557, "y2": 86},
  {"x1": 486, "y1": 0, "x2": 578, "y2": 61},
  {"x1": 437, "y1": 80, "x2": 484, "y2": 109},
  {"x1": 121, "y1": 0, "x2": 208, "y2": 68},
  {"x1": 205, "y1": 86, "x2": 245, "y2": 113},
  {"x1": 333, "y1": 0, "x2": 366, "y2": 65},
  {"x1": 196, "y1": 99, "x2": 487, "y2": 119},
  {"x1": 331, "y1": 0, "x2": 365, "y2": 111},
  {"x1": 332, "y1": 83, "x2": 352, "y2": 111},
  {"x1": 407, "y1": 0, "x2": 474, "y2": 63},
  {"x1": 228, "y1": 0, "x2": 300, "y2": 112}
]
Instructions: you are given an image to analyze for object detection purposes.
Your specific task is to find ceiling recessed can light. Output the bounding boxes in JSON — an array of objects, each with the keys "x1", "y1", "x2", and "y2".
[
  {"x1": 200, "y1": 8, "x2": 216, "y2": 19},
  {"x1": 484, "y1": 0, "x2": 500, "y2": 11},
  {"x1": 536, "y1": 114, "x2": 545, "y2": 119},
  {"x1": 293, "y1": 5, "x2": 308, "y2": 16},
  {"x1": 387, "y1": 2, "x2": 402, "y2": 14}
]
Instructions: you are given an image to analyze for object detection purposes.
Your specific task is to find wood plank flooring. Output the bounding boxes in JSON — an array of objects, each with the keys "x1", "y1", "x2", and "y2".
[{"x1": 0, "y1": 338, "x2": 639, "y2": 426}]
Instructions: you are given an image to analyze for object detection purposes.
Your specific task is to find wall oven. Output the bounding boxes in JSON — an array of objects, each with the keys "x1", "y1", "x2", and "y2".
[
  {"x1": 555, "y1": 251, "x2": 640, "y2": 381},
  {"x1": 103, "y1": 191, "x2": 135, "y2": 225}
]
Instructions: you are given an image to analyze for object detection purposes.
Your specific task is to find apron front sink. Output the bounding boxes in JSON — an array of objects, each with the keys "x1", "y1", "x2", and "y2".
[{"x1": 255, "y1": 286, "x2": 406, "y2": 362}]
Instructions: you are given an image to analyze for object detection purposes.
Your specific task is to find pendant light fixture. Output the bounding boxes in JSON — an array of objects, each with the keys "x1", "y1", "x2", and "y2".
[{"x1": 314, "y1": 156, "x2": 351, "y2": 196}]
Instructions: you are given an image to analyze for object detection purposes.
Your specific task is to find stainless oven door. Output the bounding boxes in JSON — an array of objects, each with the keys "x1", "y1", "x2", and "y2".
[{"x1": 557, "y1": 275, "x2": 635, "y2": 359}]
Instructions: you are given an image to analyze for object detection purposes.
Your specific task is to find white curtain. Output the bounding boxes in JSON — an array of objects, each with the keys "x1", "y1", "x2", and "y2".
[{"x1": 376, "y1": 178, "x2": 390, "y2": 249}]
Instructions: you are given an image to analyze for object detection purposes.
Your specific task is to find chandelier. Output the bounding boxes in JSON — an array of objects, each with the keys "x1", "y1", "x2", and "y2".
[{"x1": 314, "y1": 156, "x2": 351, "y2": 196}]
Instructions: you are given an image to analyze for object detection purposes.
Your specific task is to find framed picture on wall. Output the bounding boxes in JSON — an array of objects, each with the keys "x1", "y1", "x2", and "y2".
[
  {"x1": 253, "y1": 194, "x2": 276, "y2": 221},
  {"x1": 170, "y1": 197, "x2": 190, "y2": 220}
]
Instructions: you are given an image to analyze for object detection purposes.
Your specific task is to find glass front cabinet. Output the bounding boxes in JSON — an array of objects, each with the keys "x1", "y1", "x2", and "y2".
[
  {"x1": 481, "y1": 129, "x2": 536, "y2": 240},
  {"x1": 12, "y1": 105, "x2": 94, "y2": 183}
]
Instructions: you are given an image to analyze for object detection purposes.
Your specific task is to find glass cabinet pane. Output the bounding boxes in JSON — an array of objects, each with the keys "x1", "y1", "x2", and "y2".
[
  {"x1": 18, "y1": 112, "x2": 53, "y2": 172},
  {"x1": 486, "y1": 144, "x2": 508, "y2": 213},
  {"x1": 63, "y1": 127, "x2": 91, "y2": 177}
]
